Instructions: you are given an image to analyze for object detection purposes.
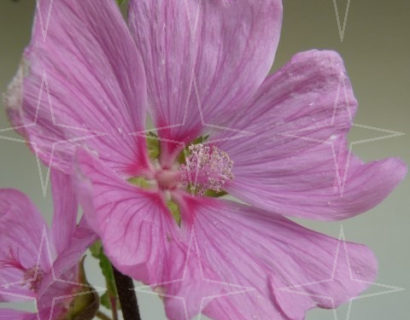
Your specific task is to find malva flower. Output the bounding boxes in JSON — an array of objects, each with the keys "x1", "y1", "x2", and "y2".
[
  {"x1": 5, "y1": 0, "x2": 406, "y2": 319},
  {"x1": 0, "y1": 171, "x2": 97, "y2": 320}
]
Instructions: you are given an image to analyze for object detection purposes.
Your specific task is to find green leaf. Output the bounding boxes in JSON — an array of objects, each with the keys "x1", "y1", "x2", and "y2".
[
  {"x1": 116, "y1": 0, "x2": 126, "y2": 6},
  {"x1": 89, "y1": 241, "x2": 102, "y2": 258},
  {"x1": 100, "y1": 292, "x2": 111, "y2": 310},
  {"x1": 64, "y1": 257, "x2": 99, "y2": 320}
]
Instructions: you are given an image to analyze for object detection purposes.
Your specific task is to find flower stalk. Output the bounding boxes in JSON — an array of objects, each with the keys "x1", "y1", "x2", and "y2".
[
  {"x1": 110, "y1": 295, "x2": 119, "y2": 320},
  {"x1": 113, "y1": 266, "x2": 142, "y2": 320},
  {"x1": 96, "y1": 311, "x2": 112, "y2": 320}
]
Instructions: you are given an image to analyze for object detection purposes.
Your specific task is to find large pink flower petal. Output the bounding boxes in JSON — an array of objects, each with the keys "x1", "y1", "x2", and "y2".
[
  {"x1": 0, "y1": 190, "x2": 49, "y2": 302},
  {"x1": 50, "y1": 169, "x2": 78, "y2": 255},
  {"x1": 5, "y1": 0, "x2": 148, "y2": 176},
  {"x1": 215, "y1": 50, "x2": 407, "y2": 220},
  {"x1": 162, "y1": 197, "x2": 378, "y2": 320},
  {"x1": 74, "y1": 149, "x2": 188, "y2": 284},
  {"x1": 0, "y1": 310, "x2": 35, "y2": 320},
  {"x1": 128, "y1": 0, "x2": 282, "y2": 162},
  {"x1": 72, "y1": 149, "x2": 378, "y2": 319}
]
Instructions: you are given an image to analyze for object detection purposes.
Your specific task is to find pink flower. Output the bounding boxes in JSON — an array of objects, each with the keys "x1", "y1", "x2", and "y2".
[
  {"x1": 0, "y1": 171, "x2": 96, "y2": 320},
  {"x1": 5, "y1": 0, "x2": 406, "y2": 319}
]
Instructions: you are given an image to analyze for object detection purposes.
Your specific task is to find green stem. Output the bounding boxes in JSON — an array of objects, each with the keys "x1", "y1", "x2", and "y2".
[
  {"x1": 110, "y1": 295, "x2": 119, "y2": 320},
  {"x1": 96, "y1": 310, "x2": 112, "y2": 320}
]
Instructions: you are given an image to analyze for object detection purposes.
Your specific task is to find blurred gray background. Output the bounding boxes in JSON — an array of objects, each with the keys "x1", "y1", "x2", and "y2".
[{"x1": 0, "y1": 0, "x2": 409, "y2": 319}]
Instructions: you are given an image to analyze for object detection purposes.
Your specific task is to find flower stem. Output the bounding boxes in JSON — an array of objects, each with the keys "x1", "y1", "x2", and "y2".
[
  {"x1": 96, "y1": 311, "x2": 112, "y2": 320},
  {"x1": 113, "y1": 266, "x2": 142, "y2": 320},
  {"x1": 110, "y1": 296, "x2": 119, "y2": 320}
]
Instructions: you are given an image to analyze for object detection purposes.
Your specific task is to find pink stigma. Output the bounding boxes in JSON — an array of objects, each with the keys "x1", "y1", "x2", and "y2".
[{"x1": 180, "y1": 144, "x2": 234, "y2": 194}]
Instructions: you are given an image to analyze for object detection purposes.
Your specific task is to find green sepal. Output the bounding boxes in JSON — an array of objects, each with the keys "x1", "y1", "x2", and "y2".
[
  {"x1": 167, "y1": 200, "x2": 181, "y2": 227},
  {"x1": 146, "y1": 132, "x2": 160, "y2": 160},
  {"x1": 100, "y1": 292, "x2": 111, "y2": 310},
  {"x1": 177, "y1": 149, "x2": 187, "y2": 165},
  {"x1": 128, "y1": 176, "x2": 152, "y2": 189},
  {"x1": 90, "y1": 241, "x2": 119, "y2": 311},
  {"x1": 63, "y1": 257, "x2": 99, "y2": 320},
  {"x1": 204, "y1": 189, "x2": 228, "y2": 197},
  {"x1": 116, "y1": 0, "x2": 126, "y2": 6},
  {"x1": 89, "y1": 241, "x2": 102, "y2": 258},
  {"x1": 193, "y1": 135, "x2": 209, "y2": 145},
  {"x1": 177, "y1": 134, "x2": 210, "y2": 164}
]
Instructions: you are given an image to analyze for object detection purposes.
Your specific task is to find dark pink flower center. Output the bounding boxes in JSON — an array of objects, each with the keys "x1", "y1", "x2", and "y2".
[
  {"x1": 130, "y1": 141, "x2": 234, "y2": 224},
  {"x1": 155, "y1": 169, "x2": 180, "y2": 190},
  {"x1": 137, "y1": 143, "x2": 234, "y2": 196}
]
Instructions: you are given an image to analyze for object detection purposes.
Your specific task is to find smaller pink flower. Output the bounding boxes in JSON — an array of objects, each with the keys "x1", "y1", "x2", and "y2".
[{"x1": 0, "y1": 171, "x2": 96, "y2": 320}]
